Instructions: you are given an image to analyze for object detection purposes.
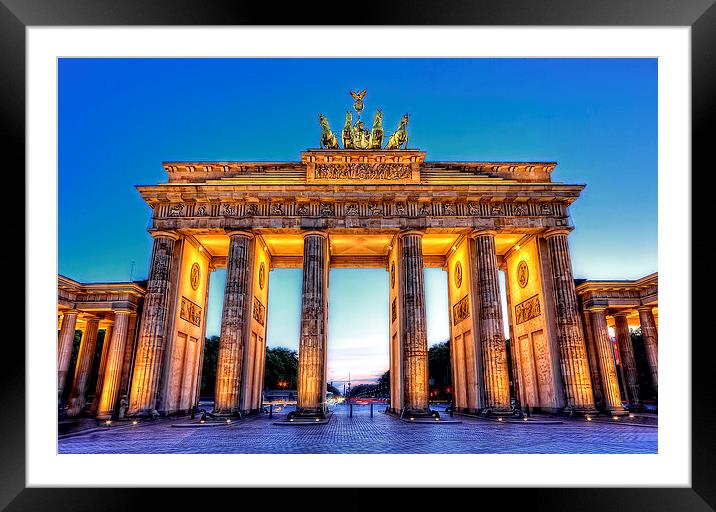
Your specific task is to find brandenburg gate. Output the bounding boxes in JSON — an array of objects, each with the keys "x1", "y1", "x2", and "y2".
[{"x1": 57, "y1": 92, "x2": 658, "y2": 421}]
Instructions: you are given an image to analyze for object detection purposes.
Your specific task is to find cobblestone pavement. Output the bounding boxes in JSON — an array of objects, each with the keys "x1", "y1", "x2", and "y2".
[{"x1": 58, "y1": 404, "x2": 657, "y2": 454}]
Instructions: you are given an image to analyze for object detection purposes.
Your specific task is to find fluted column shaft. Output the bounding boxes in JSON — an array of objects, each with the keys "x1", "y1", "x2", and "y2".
[
  {"x1": 399, "y1": 232, "x2": 430, "y2": 414},
  {"x1": 97, "y1": 311, "x2": 131, "y2": 419},
  {"x1": 638, "y1": 306, "x2": 658, "y2": 393},
  {"x1": 127, "y1": 232, "x2": 179, "y2": 416},
  {"x1": 580, "y1": 308, "x2": 605, "y2": 409},
  {"x1": 213, "y1": 232, "x2": 254, "y2": 415},
  {"x1": 545, "y1": 230, "x2": 595, "y2": 412},
  {"x1": 473, "y1": 232, "x2": 511, "y2": 412},
  {"x1": 296, "y1": 232, "x2": 329, "y2": 415},
  {"x1": 67, "y1": 317, "x2": 100, "y2": 417},
  {"x1": 57, "y1": 310, "x2": 79, "y2": 399},
  {"x1": 614, "y1": 313, "x2": 641, "y2": 408},
  {"x1": 589, "y1": 308, "x2": 625, "y2": 413}
]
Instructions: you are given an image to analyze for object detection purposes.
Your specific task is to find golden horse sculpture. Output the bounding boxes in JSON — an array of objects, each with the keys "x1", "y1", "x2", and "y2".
[
  {"x1": 319, "y1": 113, "x2": 339, "y2": 149},
  {"x1": 385, "y1": 113, "x2": 409, "y2": 150},
  {"x1": 370, "y1": 109, "x2": 384, "y2": 149},
  {"x1": 342, "y1": 111, "x2": 354, "y2": 149}
]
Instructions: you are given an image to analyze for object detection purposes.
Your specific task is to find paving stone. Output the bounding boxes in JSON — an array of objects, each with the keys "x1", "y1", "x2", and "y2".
[{"x1": 58, "y1": 404, "x2": 657, "y2": 454}]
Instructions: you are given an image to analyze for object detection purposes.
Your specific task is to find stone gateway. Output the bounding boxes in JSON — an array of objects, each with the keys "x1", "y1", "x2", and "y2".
[{"x1": 57, "y1": 96, "x2": 658, "y2": 422}]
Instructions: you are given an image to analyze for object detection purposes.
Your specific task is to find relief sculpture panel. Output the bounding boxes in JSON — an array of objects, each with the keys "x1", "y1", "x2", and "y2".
[
  {"x1": 314, "y1": 163, "x2": 412, "y2": 180},
  {"x1": 179, "y1": 296, "x2": 202, "y2": 327},
  {"x1": 532, "y1": 330, "x2": 555, "y2": 407}
]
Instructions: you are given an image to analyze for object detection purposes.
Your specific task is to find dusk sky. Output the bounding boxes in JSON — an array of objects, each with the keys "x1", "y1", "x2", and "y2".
[{"x1": 58, "y1": 58, "x2": 657, "y2": 385}]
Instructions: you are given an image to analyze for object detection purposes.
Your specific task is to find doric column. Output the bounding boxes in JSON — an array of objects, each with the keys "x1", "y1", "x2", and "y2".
[
  {"x1": 296, "y1": 231, "x2": 329, "y2": 417},
  {"x1": 588, "y1": 308, "x2": 625, "y2": 414},
  {"x1": 127, "y1": 231, "x2": 180, "y2": 416},
  {"x1": 637, "y1": 306, "x2": 658, "y2": 393},
  {"x1": 544, "y1": 229, "x2": 596, "y2": 413},
  {"x1": 91, "y1": 321, "x2": 113, "y2": 415},
  {"x1": 213, "y1": 231, "x2": 254, "y2": 416},
  {"x1": 580, "y1": 308, "x2": 605, "y2": 410},
  {"x1": 97, "y1": 310, "x2": 132, "y2": 419},
  {"x1": 472, "y1": 231, "x2": 511, "y2": 413},
  {"x1": 57, "y1": 309, "x2": 79, "y2": 399},
  {"x1": 398, "y1": 231, "x2": 430, "y2": 415},
  {"x1": 67, "y1": 316, "x2": 100, "y2": 417},
  {"x1": 614, "y1": 312, "x2": 641, "y2": 408}
]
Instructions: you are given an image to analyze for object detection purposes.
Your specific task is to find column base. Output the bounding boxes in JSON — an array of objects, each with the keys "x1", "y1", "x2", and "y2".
[
  {"x1": 126, "y1": 408, "x2": 162, "y2": 419},
  {"x1": 561, "y1": 405, "x2": 599, "y2": 417},
  {"x1": 603, "y1": 408, "x2": 629, "y2": 416},
  {"x1": 399, "y1": 408, "x2": 439, "y2": 420},
  {"x1": 289, "y1": 406, "x2": 328, "y2": 420},
  {"x1": 211, "y1": 407, "x2": 242, "y2": 419},
  {"x1": 478, "y1": 406, "x2": 514, "y2": 417}
]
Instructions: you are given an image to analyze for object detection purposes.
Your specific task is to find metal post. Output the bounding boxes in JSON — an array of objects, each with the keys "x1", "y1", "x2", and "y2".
[
  {"x1": 450, "y1": 402, "x2": 454, "y2": 418},
  {"x1": 370, "y1": 402, "x2": 374, "y2": 417},
  {"x1": 350, "y1": 403, "x2": 353, "y2": 417},
  {"x1": 269, "y1": 403, "x2": 273, "y2": 418}
]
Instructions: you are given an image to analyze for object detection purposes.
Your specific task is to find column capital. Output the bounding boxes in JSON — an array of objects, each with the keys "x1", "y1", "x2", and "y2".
[
  {"x1": 543, "y1": 227, "x2": 574, "y2": 239},
  {"x1": 612, "y1": 310, "x2": 632, "y2": 318},
  {"x1": 62, "y1": 309, "x2": 80, "y2": 316},
  {"x1": 301, "y1": 230, "x2": 328, "y2": 239},
  {"x1": 112, "y1": 308, "x2": 133, "y2": 316},
  {"x1": 637, "y1": 305, "x2": 654, "y2": 312},
  {"x1": 397, "y1": 229, "x2": 424, "y2": 238},
  {"x1": 470, "y1": 229, "x2": 497, "y2": 238},
  {"x1": 587, "y1": 306, "x2": 608, "y2": 313},
  {"x1": 148, "y1": 229, "x2": 181, "y2": 241},
  {"x1": 226, "y1": 230, "x2": 254, "y2": 239}
]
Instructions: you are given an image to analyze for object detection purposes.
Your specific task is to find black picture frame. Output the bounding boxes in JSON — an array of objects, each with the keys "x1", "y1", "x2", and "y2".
[{"x1": 2, "y1": 0, "x2": 710, "y2": 509}]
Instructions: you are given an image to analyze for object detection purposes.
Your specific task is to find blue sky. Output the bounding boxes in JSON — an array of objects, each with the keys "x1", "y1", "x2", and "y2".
[{"x1": 59, "y1": 58, "x2": 657, "y2": 384}]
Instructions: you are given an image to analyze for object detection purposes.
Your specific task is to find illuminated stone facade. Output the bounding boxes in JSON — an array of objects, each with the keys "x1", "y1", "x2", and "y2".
[
  {"x1": 57, "y1": 147, "x2": 659, "y2": 420},
  {"x1": 575, "y1": 273, "x2": 659, "y2": 410},
  {"x1": 57, "y1": 276, "x2": 145, "y2": 419}
]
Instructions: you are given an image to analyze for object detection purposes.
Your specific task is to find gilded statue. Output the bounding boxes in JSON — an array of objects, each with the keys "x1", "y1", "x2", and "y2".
[
  {"x1": 318, "y1": 91, "x2": 411, "y2": 150},
  {"x1": 385, "y1": 113, "x2": 409, "y2": 150},
  {"x1": 318, "y1": 113, "x2": 339, "y2": 149},
  {"x1": 352, "y1": 119, "x2": 371, "y2": 149},
  {"x1": 350, "y1": 89, "x2": 367, "y2": 115},
  {"x1": 370, "y1": 109, "x2": 384, "y2": 149}
]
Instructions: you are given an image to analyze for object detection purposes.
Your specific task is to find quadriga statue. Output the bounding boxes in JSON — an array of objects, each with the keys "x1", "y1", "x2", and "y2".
[
  {"x1": 318, "y1": 113, "x2": 339, "y2": 149},
  {"x1": 385, "y1": 113, "x2": 409, "y2": 150}
]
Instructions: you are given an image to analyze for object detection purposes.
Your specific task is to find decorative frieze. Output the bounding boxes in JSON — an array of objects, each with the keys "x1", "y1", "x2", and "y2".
[{"x1": 154, "y1": 200, "x2": 566, "y2": 220}]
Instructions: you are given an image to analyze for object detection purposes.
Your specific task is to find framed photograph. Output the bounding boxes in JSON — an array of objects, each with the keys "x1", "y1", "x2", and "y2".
[{"x1": 4, "y1": 0, "x2": 711, "y2": 509}]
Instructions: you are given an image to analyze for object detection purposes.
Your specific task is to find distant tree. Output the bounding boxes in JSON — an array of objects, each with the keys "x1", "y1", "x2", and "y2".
[
  {"x1": 263, "y1": 346, "x2": 298, "y2": 390},
  {"x1": 505, "y1": 338, "x2": 516, "y2": 402},
  {"x1": 377, "y1": 370, "x2": 390, "y2": 397},
  {"x1": 428, "y1": 340, "x2": 451, "y2": 385},
  {"x1": 349, "y1": 383, "x2": 377, "y2": 398},
  {"x1": 630, "y1": 327, "x2": 657, "y2": 401},
  {"x1": 200, "y1": 335, "x2": 220, "y2": 398},
  {"x1": 427, "y1": 341, "x2": 451, "y2": 400},
  {"x1": 327, "y1": 384, "x2": 341, "y2": 396}
]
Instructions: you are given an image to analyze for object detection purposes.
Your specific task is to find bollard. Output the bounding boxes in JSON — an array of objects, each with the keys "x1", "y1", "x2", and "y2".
[
  {"x1": 370, "y1": 402, "x2": 373, "y2": 417},
  {"x1": 350, "y1": 403, "x2": 353, "y2": 417},
  {"x1": 269, "y1": 403, "x2": 273, "y2": 418},
  {"x1": 450, "y1": 403, "x2": 454, "y2": 417}
]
